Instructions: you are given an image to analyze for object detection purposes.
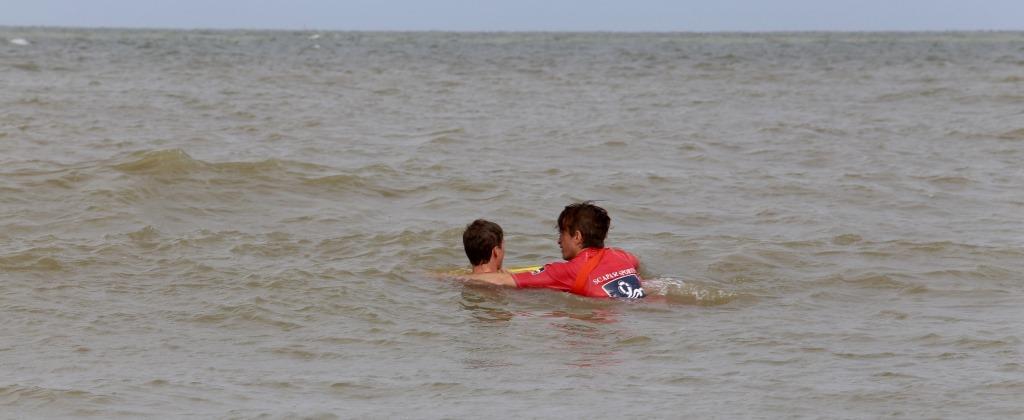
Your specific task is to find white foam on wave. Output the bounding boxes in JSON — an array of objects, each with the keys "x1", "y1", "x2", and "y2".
[
  {"x1": 644, "y1": 277, "x2": 739, "y2": 305},
  {"x1": 9, "y1": 38, "x2": 30, "y2": 46}
]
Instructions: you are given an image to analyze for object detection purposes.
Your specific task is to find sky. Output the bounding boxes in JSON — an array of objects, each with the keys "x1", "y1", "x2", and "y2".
[{"x1": 1, "y1": 0, "x2": 1022, "y2": 32}]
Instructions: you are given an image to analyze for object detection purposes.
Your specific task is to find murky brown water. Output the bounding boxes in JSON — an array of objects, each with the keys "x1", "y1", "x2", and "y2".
[{"x1": 2, "y1": 28, "x2": 1023, "y2": 418}]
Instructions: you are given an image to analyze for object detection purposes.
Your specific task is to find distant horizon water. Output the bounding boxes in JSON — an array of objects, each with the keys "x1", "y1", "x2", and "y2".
[{"x1": 4, "y1": 23, "x2": 1024, "y2": 34}]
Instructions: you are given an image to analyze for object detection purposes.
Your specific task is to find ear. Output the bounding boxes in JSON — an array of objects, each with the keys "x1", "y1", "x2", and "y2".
[{"x1": 572, "y1": 230, "x2": 583, "y2": 246}]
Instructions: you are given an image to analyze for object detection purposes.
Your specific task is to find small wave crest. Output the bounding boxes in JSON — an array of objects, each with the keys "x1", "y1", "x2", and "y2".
[
  {"x1": 997, "y1": 128, "x2": 1024, "y2": 140},
  {"x1": 112, "y1": 149, "x2": 204, "y2": 174},
  {"x1": 108, "y1": 149, "x2": 424, "y2": 200},
  {"x1": 643, "y1": 278, "x2": 739, "y2": 306},
  {"x1": 0, "y1": 247, "x2": 66, "y2": 272},
  {"x1": 186, "y1": 301, "x2": 303, "y2": 331},
  {"x1": 111, "y1": 149, "x2": 298, "y2": 177},
  {"x1": 812, "y1": 273, "x2": 923, "y2": 293},
  {"x1": 0, "y1": 384, "x2": 117, "y2": 408}
]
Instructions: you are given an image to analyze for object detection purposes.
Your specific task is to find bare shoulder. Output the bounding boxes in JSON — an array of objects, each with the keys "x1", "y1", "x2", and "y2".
[{"x1": 457, "y1": 272, "x2": 516, "y2": 287}]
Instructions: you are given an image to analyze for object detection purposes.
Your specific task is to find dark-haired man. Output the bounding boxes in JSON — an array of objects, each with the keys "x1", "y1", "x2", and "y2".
[
  {"x1": 460, "y1": 202, "x2": 644, "y2": 299},
  {"x1": 463, "y1": 219, "x2": 505, "y2": 274}
]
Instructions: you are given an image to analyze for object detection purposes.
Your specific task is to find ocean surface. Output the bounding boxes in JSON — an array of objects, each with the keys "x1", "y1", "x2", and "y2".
[{"x1": 1, "y1": 27, "x2": 1023, "y2": 418}]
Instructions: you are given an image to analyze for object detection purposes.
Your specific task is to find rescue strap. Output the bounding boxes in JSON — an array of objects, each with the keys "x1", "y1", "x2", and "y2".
[{"x1": 571, "y1": 248, "x2": 608, "y2": 295}]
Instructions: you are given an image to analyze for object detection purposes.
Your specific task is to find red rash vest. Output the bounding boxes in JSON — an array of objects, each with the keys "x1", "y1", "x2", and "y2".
[{"x1": 511, "y1": 247, "x2": 645, "y2": 298}]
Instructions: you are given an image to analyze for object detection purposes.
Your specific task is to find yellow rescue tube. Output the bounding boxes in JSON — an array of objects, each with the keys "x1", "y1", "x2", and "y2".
[{"x1": 507, "y1": 265, "x2": 543, "y2": 274}]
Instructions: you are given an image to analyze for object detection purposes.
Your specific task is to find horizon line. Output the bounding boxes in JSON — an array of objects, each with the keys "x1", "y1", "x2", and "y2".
[{"x1": 3, "y1": 24, "x2": 1024, "y2": 35}]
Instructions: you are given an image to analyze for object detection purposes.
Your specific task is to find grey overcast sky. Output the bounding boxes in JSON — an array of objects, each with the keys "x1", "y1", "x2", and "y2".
[{"x1": 1, "y1": 0, "x2": 1022, "y2": 32}]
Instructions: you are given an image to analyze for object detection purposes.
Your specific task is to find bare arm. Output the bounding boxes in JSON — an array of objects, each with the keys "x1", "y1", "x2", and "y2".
[{"x1": 457, "y1": 272, "x2": 517, "y2": 287}]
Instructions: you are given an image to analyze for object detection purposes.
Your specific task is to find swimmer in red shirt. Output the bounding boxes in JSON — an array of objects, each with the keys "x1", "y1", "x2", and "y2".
[{"x1": 460, "y1": 202, "x2": 645, "y2": 299}]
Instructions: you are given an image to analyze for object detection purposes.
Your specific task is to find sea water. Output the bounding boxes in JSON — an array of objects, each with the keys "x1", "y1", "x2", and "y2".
[{"x1": 1, "y1": 28, "x2": 1023, "y2": 418}]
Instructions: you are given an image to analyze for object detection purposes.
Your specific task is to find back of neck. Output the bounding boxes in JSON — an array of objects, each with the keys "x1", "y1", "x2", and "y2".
[{"x1": 471, "y1": 264, "x2": 500, "y2": 274}]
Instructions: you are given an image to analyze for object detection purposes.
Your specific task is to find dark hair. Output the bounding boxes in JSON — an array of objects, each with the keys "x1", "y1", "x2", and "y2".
[
  {"x1": 463, "y1": 219, "x2": 503, "y2": 266},
  {"x1": 557, "y1": 201, "x2": 610, "y2": 249}
]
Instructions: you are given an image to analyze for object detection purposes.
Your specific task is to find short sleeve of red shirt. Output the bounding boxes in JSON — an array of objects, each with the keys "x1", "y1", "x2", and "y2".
[{"x1": 511, "y1": 261, "x2": 575, "y2": 292}]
